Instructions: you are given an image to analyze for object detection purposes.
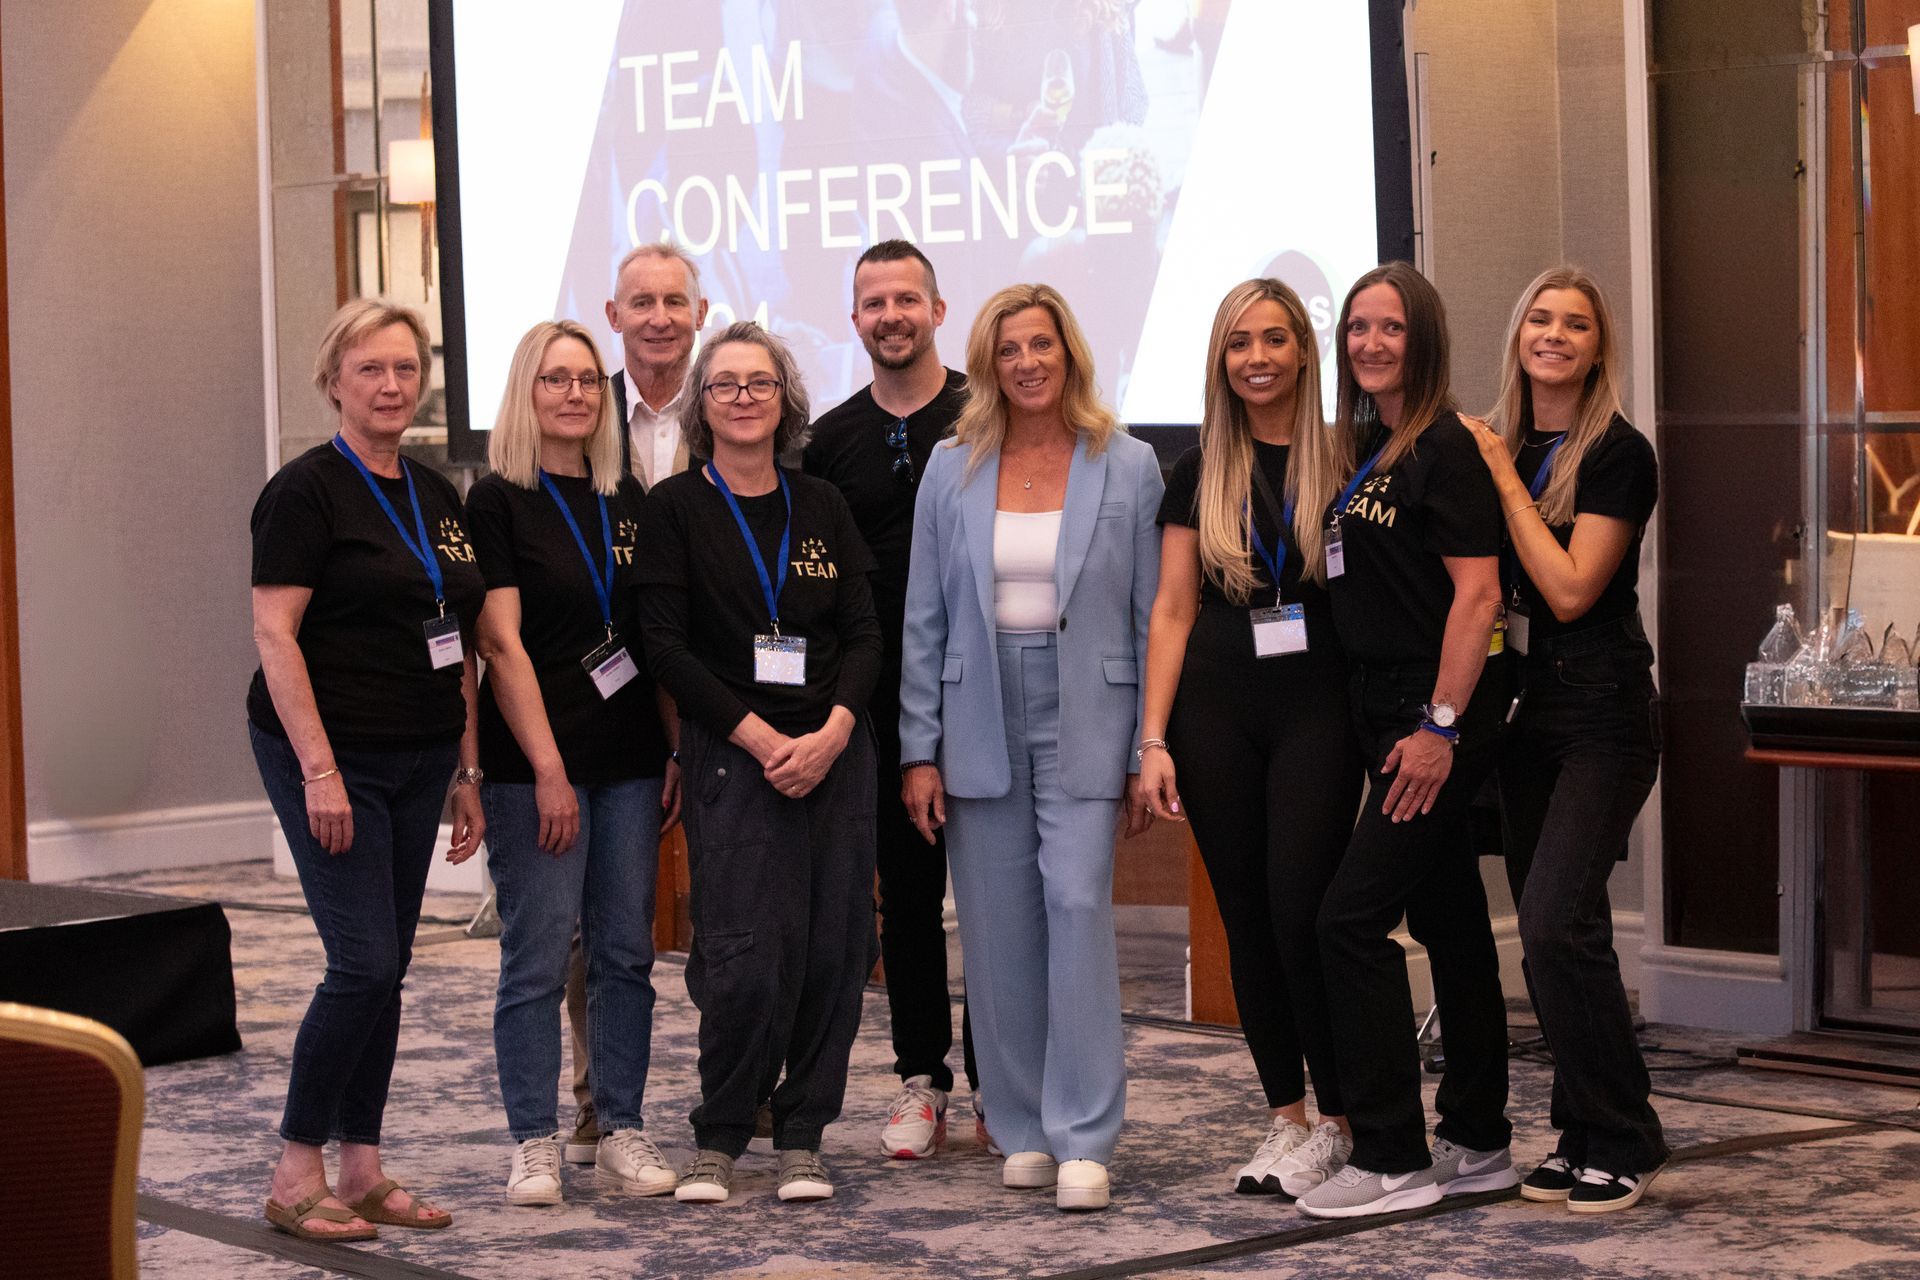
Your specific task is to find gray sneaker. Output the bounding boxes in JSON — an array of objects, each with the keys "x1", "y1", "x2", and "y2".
[
  {"x1": 776, "y1": 1148, "x2": 834, "y2": 1202},
  {"x1": 1296, "y1": 1162, "x2": 1441, "y2": 1218},
  {"x1": 1429, "y1": 1138, "x2": 1520, "y2": 1196},
  {"x1": 674, "y1": 1150, "x2": 736, "y2": 1203}
]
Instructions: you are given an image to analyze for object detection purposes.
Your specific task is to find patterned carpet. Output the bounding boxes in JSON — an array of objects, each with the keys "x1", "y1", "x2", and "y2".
[{"x1": 86, "y1": 862, "x2": 1920, "y2": 1279}]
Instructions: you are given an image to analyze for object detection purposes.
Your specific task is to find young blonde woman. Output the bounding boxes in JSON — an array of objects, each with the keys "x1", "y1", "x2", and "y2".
[
  {"x1": 1462, "y1": 267, "x2": 1666, "y2": 1213},
  {"x1": 1138, "y1": 279, "x2": 1363, "y2": 1197},
  {"x1": 899, "y1": 284, "x2": 1162, "y2": 1211}
]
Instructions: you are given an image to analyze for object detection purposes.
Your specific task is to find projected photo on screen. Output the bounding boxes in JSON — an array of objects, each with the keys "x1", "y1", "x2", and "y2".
[{"x1": 431, "y1": 1, "x2": 1404, "y2": 457}]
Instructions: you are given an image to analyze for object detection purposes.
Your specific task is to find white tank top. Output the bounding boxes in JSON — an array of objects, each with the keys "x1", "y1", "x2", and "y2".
[{"x1": 992, "y1": 509, "x2": 1062, "y2": 633}]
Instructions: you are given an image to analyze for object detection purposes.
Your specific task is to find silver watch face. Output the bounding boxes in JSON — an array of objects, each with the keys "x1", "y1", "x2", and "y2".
[{"x1": 1429, "y1": 703, "x2": 1458, "y2": 728}]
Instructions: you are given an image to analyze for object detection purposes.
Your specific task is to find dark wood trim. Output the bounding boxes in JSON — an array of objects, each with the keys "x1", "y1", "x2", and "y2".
[
  {"x1": 0, "y1": 24, "x2": 28, "y2": 882},
  {"x1": 1746, "y1": 747, "x2": 1920, "y2": 774}
]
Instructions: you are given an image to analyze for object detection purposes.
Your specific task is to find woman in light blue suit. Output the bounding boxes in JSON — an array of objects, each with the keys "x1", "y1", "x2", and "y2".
[{"x1": 899, "y1": 283, "x2": 1162, "y2": 1211}]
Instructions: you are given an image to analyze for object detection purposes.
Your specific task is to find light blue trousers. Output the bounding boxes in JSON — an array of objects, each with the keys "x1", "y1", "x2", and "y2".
[{"x1": 946, "y1": 631, "x2": 1127, "y2": 1164}]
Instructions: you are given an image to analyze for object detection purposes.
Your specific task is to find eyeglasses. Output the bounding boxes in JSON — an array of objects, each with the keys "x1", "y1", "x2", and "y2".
[
  {"x1": 537, "y1": 372, "x2": 606, "y2": 396},
  {"x1": 888, "y1": 418, "x2": 916, "y2": 484},
  {"x1": 703, "y1": 377, "x2": 783, "y2": 404}
]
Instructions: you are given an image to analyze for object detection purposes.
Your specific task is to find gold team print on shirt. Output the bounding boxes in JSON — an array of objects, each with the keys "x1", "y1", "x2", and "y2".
[
  {"x1": 615, "y1": 517, "x2": 639, "y2": 566},
  {"x1": 436, "y1": 515, "x2": 477, "y2": 563},
  {"x1": 792, "y1": 536, "x2": 838, "y2": 579},
  {"x1": 1342, "y1": 473, "x2": 1397, "y2": 528}
]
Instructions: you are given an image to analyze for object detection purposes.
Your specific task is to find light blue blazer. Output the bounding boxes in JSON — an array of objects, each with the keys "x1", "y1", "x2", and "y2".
[{"x1": 899, "y1": 429, "x2": 1164, "y2": 801}]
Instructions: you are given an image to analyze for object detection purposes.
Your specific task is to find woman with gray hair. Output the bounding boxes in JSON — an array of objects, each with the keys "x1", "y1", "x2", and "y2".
[
  {"x1": 635, "y1": 321, "x2": 882, "y2": 1205},
  {"x1": 249, "y1": 298, "x2": 485, "y2": 1240}
]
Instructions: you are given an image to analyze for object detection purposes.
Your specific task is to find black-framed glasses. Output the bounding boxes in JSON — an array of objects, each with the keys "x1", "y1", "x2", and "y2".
[
  {"x1": 888, "y1": 418, "x2": 915, "y2": 484},
  {"x1": 537, "y1": 372, "x2": 606, "y2": 396},
  {"x1": 703, "y1": 377, "x2": 783, "y2": 404}
]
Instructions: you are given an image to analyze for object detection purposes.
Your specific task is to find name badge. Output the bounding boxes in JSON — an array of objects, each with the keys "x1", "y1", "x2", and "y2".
[
  {"x1": 1325, "y1": 524, "x2": 1346, "y2": 579},
  {"x1": 1250, "y1": 603, "x2": 1308, "y2": 657},
  {"x1": 1489, "y1": 607, "x2": 1507, "y2": 657},
  {"x1": 582, "y1": 637, "x2": 639, "y2": 700},
  {"x1": 423, "y1": 614, "x2": 464, "y2": 669},
  {"x1": 1506, "y1": 601, "x2": 1531, "y2": 656},
  {"x1": 753, "y1": 633, "x2": 807, "y2": 685}
]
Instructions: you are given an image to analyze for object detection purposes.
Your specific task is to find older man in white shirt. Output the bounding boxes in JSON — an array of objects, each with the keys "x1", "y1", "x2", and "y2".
[{"x1": 605, "y1": 242, "x2": 710, "y2": 489}]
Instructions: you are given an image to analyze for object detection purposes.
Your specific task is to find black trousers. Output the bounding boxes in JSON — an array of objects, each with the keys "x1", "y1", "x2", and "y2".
[
  {"x1": 1318, "y1": 662, "x2": 1513, "y2": 1173},
  {"x1": 1167, "y1": 646, "x2": 1363, "y2": 1113},
  {"x1": 1500, "y1": 617, "x2": 1668, "y2": 1173},
  {"x1": 680, "y1": 717, "x2": 876, "y2": 1156},
  {"x1": 871, "y1": 683, "x2": 978, "y2": 1095}
]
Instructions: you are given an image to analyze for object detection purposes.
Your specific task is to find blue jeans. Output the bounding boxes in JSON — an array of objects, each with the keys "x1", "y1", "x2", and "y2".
[
  {"x1": 250, "y1": 721, "x2": 459, "y2": 1147},
  {"x1": 483, "y1": 778, "x2": 662, "y2": 1140}
]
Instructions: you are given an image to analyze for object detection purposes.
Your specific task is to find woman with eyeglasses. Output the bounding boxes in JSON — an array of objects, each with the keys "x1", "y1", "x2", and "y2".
[
  {"x1": 249, "y1": 300, "x2": 484, "y2": 1241},
  {"x1": 465, "y1": 320, "x2": 681, "y2": 1206},
  {"x1": 899, "y1": 283, "x2": 1162, "y2": 1211},
  {"x1": 635, "y1": 321, "x2": 882, "y2": 1205},
  {"x1": 1463, "y1": 267, "x2": 1666, "y2": 1213}
]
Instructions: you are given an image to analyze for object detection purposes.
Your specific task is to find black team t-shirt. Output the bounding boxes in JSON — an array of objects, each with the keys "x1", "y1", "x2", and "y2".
[
  {"x1": 802, "y1": 368, "x2": 966, "y2": 676},
  {"x1": 247, "y1": 442, "x2": 486, "y2": 749},
  {"x1": 1509, "y1": 415, "x2": 1658, "y2": 645},
  {"x1": 1328, "y1": 413, "x2": 1502, "y2": 668},
  {"x1": 1156, "y1": 440, "x2": 1342, "y2": 668},
  {"x1": 465, "y1": 471, "x2": 669, "y2": 784},
  {"x1": 635, "y1": 466, "x2": 882, "y2": 738}
]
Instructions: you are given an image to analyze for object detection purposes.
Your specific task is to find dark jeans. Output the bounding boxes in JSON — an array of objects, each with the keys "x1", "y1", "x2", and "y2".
[
  {"x1": 870, "y1": 689, "x2": 978, "y2": 1095},
  {"x1": 1168, "y1": 648, "x2": 1363, "y2": 1113},
  {"x1": 1318, "y1": 663, "x2": 1513, "y2": 1173},
  {"x1": 250, "y1": 721, "x2": 458, "y2": 1147},
  {"x1": 1501, "y1": 617, "x2": 1668, "y2": 1173},
  {"x1": 680, "y1": 716, "x2": 877, "y2": 1157}
]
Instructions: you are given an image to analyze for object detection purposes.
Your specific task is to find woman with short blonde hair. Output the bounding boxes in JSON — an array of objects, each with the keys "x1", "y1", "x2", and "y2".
[
  {"x1": 467, "y1": 319, "x2": 679, "y2": 1206},
  {"x1": 1138, "y1": 278, "x2": 1364, "y2": 1197}
]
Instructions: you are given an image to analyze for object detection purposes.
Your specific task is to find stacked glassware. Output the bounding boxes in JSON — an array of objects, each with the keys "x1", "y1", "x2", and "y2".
[{"x1": 1747, "y1": 604, "x2": 1920, "y2": 711}]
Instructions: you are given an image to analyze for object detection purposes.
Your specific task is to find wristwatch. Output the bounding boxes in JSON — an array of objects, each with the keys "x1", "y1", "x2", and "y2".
[
  {"x1": 1419, "y1": 702, "x2": 1459, "y2": 730},
  {"x1": 453, "y1": 766, "x2": 485, "y2": 787}
]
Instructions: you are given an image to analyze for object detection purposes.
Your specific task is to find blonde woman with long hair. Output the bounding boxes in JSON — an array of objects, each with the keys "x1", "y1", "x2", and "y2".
[
  {"x1": 899, "y1": 283, "x2": 1163, "y2": 1210},
  {"x1": 1462, "y1": 268, "x2": 1667, "y2": 1213},
  {"x1": 1138, "y1": 279, "x2": 1363, "y2": 1197},
  {"x1": 1298, "y1": 262, "x2": 1516, "y2": 1220},
  {"x1": 466, "y1": 320, "x2": 681, "y2": 1206}
]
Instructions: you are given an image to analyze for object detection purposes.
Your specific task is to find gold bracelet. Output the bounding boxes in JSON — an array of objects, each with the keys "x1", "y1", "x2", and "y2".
[
  {"x1": 301, "y1": 767, "x2": 340, "y2": 787},
  {"x1": 1504, "y1": 502, "x2": 1536, "y2": 522}
]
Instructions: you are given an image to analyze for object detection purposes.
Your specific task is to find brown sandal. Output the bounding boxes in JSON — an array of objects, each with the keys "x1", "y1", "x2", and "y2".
[
  {"x1": 348, "y1": 1177, "x2": 453, "y2": 1230},
  {"x1": 264, "y1": 1191, "x2": 378, "y2": 1242}
]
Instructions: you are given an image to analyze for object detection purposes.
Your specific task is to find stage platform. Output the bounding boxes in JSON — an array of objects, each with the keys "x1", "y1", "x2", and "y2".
[{"x1": 0, "y1": 881, "x2": 240, "y2": 1066}]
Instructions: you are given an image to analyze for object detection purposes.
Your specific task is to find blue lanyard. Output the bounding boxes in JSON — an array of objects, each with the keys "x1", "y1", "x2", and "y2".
[
  {"x1": 1332, "y1": 444, "x2": 1388, "y2": 525},
  {"x1": 538, "y1": 470, "x2": 616, "y2": 635},
  {"x1": 331, "y1": 434, "x2": 444, "y2": 610},
  {"x1": 706, "y1": 462, "x2": 792, "y2": 632},
  {"x1": 1245, "y1": 495, "x2": 1297, "y2": 596},
  {"x1": 1505, "y1": 434, "x2": 1571, "y2": 602},
  {"x1": 1528, "y1": 433, "x2": 1568, "y2": 499}
]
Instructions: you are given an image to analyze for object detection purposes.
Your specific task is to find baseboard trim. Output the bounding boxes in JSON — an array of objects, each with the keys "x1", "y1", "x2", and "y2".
[
  {"x1": 27, "y1": 801, "x2": 275, "y2": 882},
  {"x1": 1637, "y1": 942, "x2": 1792, "y2": 1035}
]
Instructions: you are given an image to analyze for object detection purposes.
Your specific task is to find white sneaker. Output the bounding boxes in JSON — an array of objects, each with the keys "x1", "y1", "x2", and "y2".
[
  {"x1": 1002, "y1": 1151, "x2": 1058, "y2": 1188},
  {"x1": 1057, "y1": 1159, "x2": 1110, "y2": 1211},
  {"x1": 1276, "y1": 1121, "x2": 1355, "y2": 1198},
  {"x1": 507, "y1": 1133, "x2": 563, "y2": 1206},
  {"x1": 973, "y1": 1094, "x2": 1001, "y2": 1156},
  {"x1": 1234, "y1": 1116, "x2": 1311, "y2": 1194},
  {"x1": 595, "y1": 1128, "x2": 678, "y2": 1196},
  {"x1": 879, "y1": 1074, "x2": 948, "y2": 1159}
]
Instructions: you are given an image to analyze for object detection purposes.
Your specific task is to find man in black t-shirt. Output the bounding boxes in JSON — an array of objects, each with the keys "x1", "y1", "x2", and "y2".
[{"x1": 803, "y1": 240, "x2": 978, "y2": 1160}]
